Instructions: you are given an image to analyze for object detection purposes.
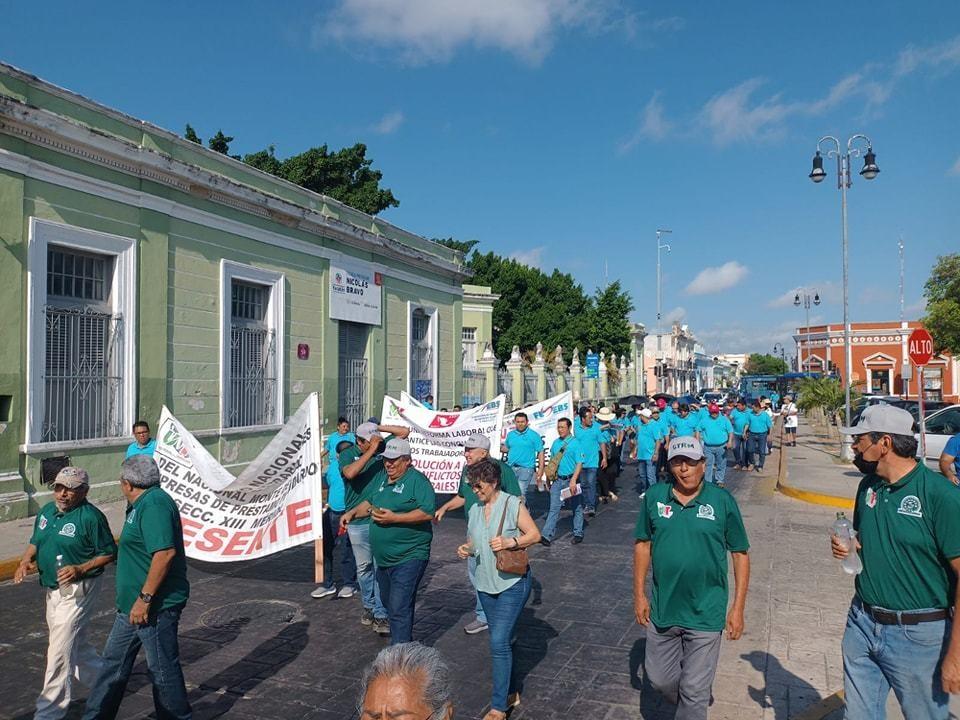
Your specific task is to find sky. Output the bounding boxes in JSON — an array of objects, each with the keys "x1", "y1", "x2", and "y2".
[{"x1": 4, "y1": 1, "x2": 959, "y2": 356}]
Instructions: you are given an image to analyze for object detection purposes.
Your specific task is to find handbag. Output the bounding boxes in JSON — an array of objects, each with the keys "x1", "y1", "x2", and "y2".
[{"x1": 494, "y1": 497, "x2": 529, "y2": 575}]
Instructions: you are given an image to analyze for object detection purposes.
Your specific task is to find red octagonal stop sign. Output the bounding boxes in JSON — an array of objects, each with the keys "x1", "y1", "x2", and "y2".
[{"x1": 908, "y1": 328, "x2": 934, "y2": 366}]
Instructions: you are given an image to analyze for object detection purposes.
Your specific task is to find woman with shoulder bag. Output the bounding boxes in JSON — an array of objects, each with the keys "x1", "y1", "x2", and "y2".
[{"x1": 457, "y1": 459, "x2": 541, "y2": 720}]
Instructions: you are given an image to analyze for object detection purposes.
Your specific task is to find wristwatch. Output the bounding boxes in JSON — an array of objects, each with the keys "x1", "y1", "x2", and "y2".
[{"x1": 138, "y1": 592, "x2": 153, "y2": 604}]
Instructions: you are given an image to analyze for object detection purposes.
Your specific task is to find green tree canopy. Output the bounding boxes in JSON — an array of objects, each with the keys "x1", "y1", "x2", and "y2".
[
  {"x1": 184, "y1": 124, "x2": 202, "y2": 145},
  {"x1": 433, "y1": 238, "x2": 480, "y2": 255},
  {"x1": 922, "y1": 253, "x2": 960, "y2": 354},
  {"x1": 208, "y1": 130, "x2": 234, "y2": 155},
  {"x1": 744, "y1": 353, "x2": 789, "y2": 375}
]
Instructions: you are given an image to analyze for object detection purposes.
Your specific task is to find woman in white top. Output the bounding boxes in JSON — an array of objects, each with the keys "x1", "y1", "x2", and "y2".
[
  {"x1": 781, "y1": 394, "x2": 799, "y2": 446},
  {"x1": 457, "y1": 459, "x2": 540, "y2": 720}
]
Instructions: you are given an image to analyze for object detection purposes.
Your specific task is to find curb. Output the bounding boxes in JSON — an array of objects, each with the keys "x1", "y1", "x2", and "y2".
[
  {"x1": 791, "y1": 690, "x2": 844, "y2": 720},
  {"x1": 775, "y1": 426, "x2": 855, "y2": 510},
  {"x1": 0, "y1": 556, "x2": 22, "y2": 582}
]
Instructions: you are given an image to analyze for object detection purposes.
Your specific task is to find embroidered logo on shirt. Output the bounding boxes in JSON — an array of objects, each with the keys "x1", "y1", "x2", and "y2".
[
  {"x1": 865, "y1": 488, "x2": 878, "y2": 509},
  {"x1": 38, "y1": 516, "x2": 48, "y2": 530},
  {"x1": 697, "y1": 504, "x2": 716, "y2": 521},
  {"x1": 657, "y1": 502, "x2": 673, "y2": 519},
  {"x1": 897, "y1": 495, "x2": 922, "y2": 518},
  {"x1": 58, "y1": 522, "x2": 77, "y2": 538},
  {"x1": 392, "y1": 482, "x2": 405, "y2": 494},
  {"x1": 126, "y1": 509, "x2": 137, "y2": 524}
]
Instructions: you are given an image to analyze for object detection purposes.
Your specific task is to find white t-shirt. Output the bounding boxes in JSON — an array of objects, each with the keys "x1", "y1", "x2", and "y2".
[{"x1": 783, "y1": 402, "x2": 799, "y2": 428}]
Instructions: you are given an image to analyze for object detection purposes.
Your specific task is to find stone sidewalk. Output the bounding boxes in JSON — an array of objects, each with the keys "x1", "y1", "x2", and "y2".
[{"x1": 0, "y1": 444, "x2": 946, "y2": 719}]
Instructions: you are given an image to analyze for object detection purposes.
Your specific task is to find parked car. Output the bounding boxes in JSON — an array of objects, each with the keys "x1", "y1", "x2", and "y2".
[
  {"x1": 701, "y1": 391, "x2": 725, "y2": 405},
  {"x1": 886, "y1": 399, "x2": 951, "y2": 423},
  {"x1": 915, "y1": 404, "x2": 960, "y2": 472},
  {"x1": 849, "y1": 395, "x2": 902, "y2": 426}
]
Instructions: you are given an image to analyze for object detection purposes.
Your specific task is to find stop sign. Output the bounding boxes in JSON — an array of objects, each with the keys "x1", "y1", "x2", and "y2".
[{"x1": 908, "y1": 328, "x2": 934, "y2": 366}]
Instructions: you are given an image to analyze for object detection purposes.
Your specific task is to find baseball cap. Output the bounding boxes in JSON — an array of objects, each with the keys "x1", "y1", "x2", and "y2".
[
  {"x1": 840, "y1": 404, "x2": 915, "y2": 437},
  {"x1": 464, "y1": 434, "x2": 491, "y2": 451},
  {"x1": 355, "y1": 422, "x2": 380, "y2": 441},
  {"x1": 639, "y1": 409, "x2": 653, "y2": 418},
  {"x1": 52, "y1": 466, "x2": 89, "y2": 489},
  {"x1": 667, "y1": 436, "x2": 704, "y2": 461},
  {"x1": 656, "y1": 398, "x2": 667, "y2": 409},
  {"x1": 708, "y1": 403, "x2": 720, "y2": 413},
  {"x1": 380, "y1": 438, "x2": 412, "y2": 459}
]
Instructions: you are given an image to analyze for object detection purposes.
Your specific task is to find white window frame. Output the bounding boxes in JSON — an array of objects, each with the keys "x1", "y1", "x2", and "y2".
[
  {"x1": 219, "y1": 260, "x2": 285, "y2": 432},
  {"x1": 462, "y1": 326, "x2": 478, "y2": 370},
  {"x1": 406, "y1": 303, "x2": 439, "y2": 400},
  {"x1": 24, "y1": 217, "x2": 137, "y2": 451}
]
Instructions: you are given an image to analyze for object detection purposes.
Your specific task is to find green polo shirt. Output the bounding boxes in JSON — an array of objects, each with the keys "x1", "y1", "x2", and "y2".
[
  {"x1": 853, "y1": 462, "x2": 960, "y2": 611},
  {"x1": 635, "y1": 481, "x2": 750, "y2": 632},
  {"x1": 458, "y1": 459, "x2": 521, "y2": 516},
  {"x1": 369, "y1": 466, "x2": 436, "y2": 568},
  {"x1": 337, "y1": 435, "x2": 394, "y2": 524},
  {"x1": 116, "y1": 486, "x2": 190, "y2": 614},
  {"x1": 30, "y1": 501, "x2": 116, "y2": 590}
]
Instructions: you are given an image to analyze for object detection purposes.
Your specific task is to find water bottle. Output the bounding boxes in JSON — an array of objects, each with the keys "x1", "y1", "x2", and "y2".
[
  {"x1": 55, "y1": 554, "x2": 75, "y2": 598},
  {"x1": 832, "y1": 513, "x2": 863, "y2": 575}
]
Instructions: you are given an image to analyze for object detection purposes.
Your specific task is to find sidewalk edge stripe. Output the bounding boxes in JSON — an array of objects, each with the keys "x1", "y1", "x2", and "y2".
[
  {"x1": 776, "y1": 423, "x2": 855, "y2": 510},
  {"x1": 790, "y1": 689, "x2": 845, "y2": 720},
  {"x1": 0, "y1": 557, "x2": 21, "y2": 582}
]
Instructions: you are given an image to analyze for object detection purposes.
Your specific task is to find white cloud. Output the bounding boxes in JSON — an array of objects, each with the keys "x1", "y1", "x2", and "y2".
[
  {"x1": 950, "y1": 156, "x2": 960, "y2": 176},
  {"x1": 618, "y1": 91, "x2": 671, "y2": 153},
  {"x1": 904, "y1": 298, "x2": 928, "y2": 317},
  {"x1": 509, "y1": 246, "x2": 545, "y2": 268},
  {"x1": 664, "y1": 306, "x2": 686, "y2": 323},
  {"x1": 685, "y1": 261, "x2": 749, "y2": 295},
  {"x1": 767, "y1": 282, "x2": 841, "y2": 308},
  {"x1": 371, "y1": 110, "x2": 405, "y2": 135}
]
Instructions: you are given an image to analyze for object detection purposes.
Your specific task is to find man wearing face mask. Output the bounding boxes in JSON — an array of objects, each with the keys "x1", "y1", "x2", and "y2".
[{"x1": 831, "y1": 404, "x2": 960, "y2": 718}]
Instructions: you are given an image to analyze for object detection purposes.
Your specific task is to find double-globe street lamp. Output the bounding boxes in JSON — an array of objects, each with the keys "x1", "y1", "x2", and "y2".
[
  {"x1": 773, "y1": 343, "x2": 787, "y2": 370},
  {"x1": 794, "y1": 289, "x2": 821, "y2": 372},
  {"x1": 809, "y1": 134, "x2": 880, "y2": 459}
]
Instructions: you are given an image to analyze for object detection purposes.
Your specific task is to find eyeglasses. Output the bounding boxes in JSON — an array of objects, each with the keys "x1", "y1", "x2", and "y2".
[
  {"x1": 52, "y1": 485, "x2": 80, "y2": 494},
  {"x1": 468, "y1": 482, "x2": 485, "y2": 490}
]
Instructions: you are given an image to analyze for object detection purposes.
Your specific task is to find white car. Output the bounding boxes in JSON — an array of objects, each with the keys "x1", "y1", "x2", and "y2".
[{"x1": 915, "y1": 404, "x2": 960, "y2": 472}]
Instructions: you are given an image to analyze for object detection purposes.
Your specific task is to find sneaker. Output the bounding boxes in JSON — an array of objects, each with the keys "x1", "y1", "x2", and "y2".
[
  {"x1": 464, "y1": 619, "x2": 489, "y2": 635},
  {"x1": 608, "y1": 492, "x2": 618, "y2": 501},
  {"x1": 572, "y1": 536, "x2": 584, "y2": 545},
  {"x1": 539, "y1": 537, "x2": 552, "y2": 547},
  {"x1": 311, "y1": 585, "x2": 337, "y2": 599},
  {"x1": 337, "y1": 586, "x2": 356, "y2": 599},
  {"x1": 585, "y1": 508, "x2": 596, "y2": 517},
  {"x1": 716, "y1": 482, "x2": 726, "y2": 488},
  {"x1": 372, "y1": 618, "x2": 391, "y2": 636},
  {"x1": 361, "y1": 608, "x2": 375, "y2": 626}
]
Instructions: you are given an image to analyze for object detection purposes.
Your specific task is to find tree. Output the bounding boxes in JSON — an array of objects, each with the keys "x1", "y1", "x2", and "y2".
[
  {"x1": 745, "y1": 353, "x2": 788, "y2": 375},
  {"x1": 208, "y1": 130, "x2": 234, "y2": 155},
  {"x1": 433, "y1": 238, "x2": 480, "y2": 255},
  {"x1": 184, "y1": 124, "x2": 202, "y2": 145},
  {"x1": 922, "y1": 253, "x2": 960, "y2": 354},
  {"x1": 589, "y1": 281, "x2": 634, "y2": 357}
]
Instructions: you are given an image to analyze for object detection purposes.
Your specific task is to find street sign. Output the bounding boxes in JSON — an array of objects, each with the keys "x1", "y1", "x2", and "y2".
[{"x1": 908, "y1": 328, "x2": 934, "y2": 366}]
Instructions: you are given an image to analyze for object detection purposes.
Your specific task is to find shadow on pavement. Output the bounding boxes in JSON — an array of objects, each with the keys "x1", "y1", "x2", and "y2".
[
  {"x1": 742, "y1": 650, "x2": 821, "y2": 719},
  {"x1": 629, "y1": 637, "x2": 678, "y2": 720},
  {"x1": 512, "y1": 607, "x2": 559, "y2": 692}
]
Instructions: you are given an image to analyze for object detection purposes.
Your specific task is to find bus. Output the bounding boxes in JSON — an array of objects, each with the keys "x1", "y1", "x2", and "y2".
[{"x1": 738, "y1": 372, "x2": 836, "y2": 402}]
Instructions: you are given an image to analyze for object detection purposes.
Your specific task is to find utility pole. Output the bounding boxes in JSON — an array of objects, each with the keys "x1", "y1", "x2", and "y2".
[{"x1": 656, "y1": 229, "x2": 673, "y2": 393}]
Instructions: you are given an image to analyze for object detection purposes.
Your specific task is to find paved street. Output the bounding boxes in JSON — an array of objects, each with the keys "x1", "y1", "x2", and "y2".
[{"x1": 0, "y1": 435, "x2": 950, "y2": 720}]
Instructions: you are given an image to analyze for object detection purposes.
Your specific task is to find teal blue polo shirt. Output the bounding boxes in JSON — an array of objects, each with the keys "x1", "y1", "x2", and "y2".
[
  {"x1": 746, "y1": 412, "x2": 773, "y2": 433},
  {"x1": 730, "y1": 409, "x2": 751, "y2": 434},
  {"x1": 504, "y1": 428, "x2": 544, "y2": 469},
  {"x1": 550, "y1": 436, "x2": 586, "y2": 477},
  {"x1": 635, "y1": 423, "x2": 659, "y2": 461},
  {"x1": 700, "y1": 414, "x2": 734, "y2": 446},
  {"x1": 574, "y1": 422, "x2": 605, "y2": 469},
  {"x1": 670, "y1": 414, "x2": 701, "y2": 437}
]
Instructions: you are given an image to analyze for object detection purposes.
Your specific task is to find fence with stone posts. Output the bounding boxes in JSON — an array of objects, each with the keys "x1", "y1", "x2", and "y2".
[{"x1": 464, "y1": 340, "x2": 644, "y2": 410}]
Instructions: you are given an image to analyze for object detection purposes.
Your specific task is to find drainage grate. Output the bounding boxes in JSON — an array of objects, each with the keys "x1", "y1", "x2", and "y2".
[{"x1": 199, "y1": 600, "x2": 303, "y2": 630}]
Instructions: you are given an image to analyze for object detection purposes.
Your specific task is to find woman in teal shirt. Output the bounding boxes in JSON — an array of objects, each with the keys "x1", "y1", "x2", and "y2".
[{"x1": 457, "y1": 459, "x2": 540, "y2": 720}]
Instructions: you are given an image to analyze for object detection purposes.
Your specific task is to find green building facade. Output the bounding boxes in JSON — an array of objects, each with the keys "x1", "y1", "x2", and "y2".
[{"x1": 0, "y1": 63, "x2": 470, "y2": 519}]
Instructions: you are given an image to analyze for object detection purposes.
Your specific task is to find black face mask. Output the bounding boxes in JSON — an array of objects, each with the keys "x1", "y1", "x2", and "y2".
[{"x1": 852, "y1": 454, "x2": 879, "y2": 475}]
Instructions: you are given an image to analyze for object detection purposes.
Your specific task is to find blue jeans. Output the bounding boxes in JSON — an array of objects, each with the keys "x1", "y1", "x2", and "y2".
[
  {"x1": 703, "y1": 445, "x2": 728, "y2": 484},
  {"x1": 347, "y1": 522, "x2": 387, "y2": 619},
  {"x1": 842, "y1": 599, "x2": 950, "y2": 719},
  {"x1": 541, "y1": 476, "x2": 584, "y2": 540},
  {"x1": 322, "y1": 509, "x2": 357, "y2": 589},
  {"x1": 81, "y1": 606, "x2": 191, "y2": 720},
  {"x1": 513, "y1": 466, "x2": 536, "y2": 500},
  {"x1": 749, "y1": 432, "x2": 769, "y2": 469},
  {"x1": 478, "y1": 573, "x2": 532, "y2": 711},
  {"x1": 734, "y1": 435, "x2": 749, "y2": 466},
  {"x1": 580, "y1": 467, "x2": 599, "y2": 510},
  {"x1": 376, "y1": 558, "x2": 429, "y2": 644},
  {"x1": 637, "y1": 459, "x2": 657, "y2": 493},
  {"x1": 467, "y1": 555, "x2": 487, "y2": 624}
]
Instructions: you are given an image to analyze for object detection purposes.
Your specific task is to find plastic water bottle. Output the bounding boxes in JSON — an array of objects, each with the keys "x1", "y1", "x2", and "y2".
[
  {"x1": 832, "y1": 513, "x2": 863, "y2": 575},
  {"x1": 55, "y1": 554, "x2": 75, "y2": 598}
]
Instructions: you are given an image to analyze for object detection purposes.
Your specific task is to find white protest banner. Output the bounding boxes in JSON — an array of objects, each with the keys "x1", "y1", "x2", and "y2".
[
  {"x1": 501, "y1": 392, "x2": 574, "y2": 460},
  {"x1": 153, "y1": 393, "x2": 323, "y2": 562},
  {"x1": 380, "y1": 395, "x2": 506, "y2": 493},
  {"x1": 329, "y1": 260, "x2": 382, "y2": 325}
]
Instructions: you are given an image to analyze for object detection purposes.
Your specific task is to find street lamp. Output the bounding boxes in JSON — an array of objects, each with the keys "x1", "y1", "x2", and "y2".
[
  {"x1": 793, "y1": 288, "x2": 821, "y2": 372},
  {"x1": 656, "y1": 228, "x2": 673, "y2": 393},
  {"x1": 809, "y1": 134, "x2": 880, "y2": 460},
  {"x1": 773, "y1": 343, "x2": 787, "y2": 371}
]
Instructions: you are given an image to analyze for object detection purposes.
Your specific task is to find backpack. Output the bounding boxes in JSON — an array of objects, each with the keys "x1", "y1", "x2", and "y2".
[{"x1": 544, "y1": 439, "x2": 572, "y2": 484}]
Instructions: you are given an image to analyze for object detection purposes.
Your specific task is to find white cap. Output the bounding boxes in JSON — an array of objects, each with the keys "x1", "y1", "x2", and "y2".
[
  {"x1": 840, "y1": 404, "x2": 915, "y2": 437},
  {"x1": 639, "y1": 409, "x2": 653, "y2": 418},
  {"x1": 667, "y1": 436, "x2": 704, "y2": 461},
  {"x1": 381, "y1": 438, "x2": 412, "y2": 459}
]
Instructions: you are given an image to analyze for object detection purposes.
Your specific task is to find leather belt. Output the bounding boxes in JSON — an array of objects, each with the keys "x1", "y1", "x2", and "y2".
[
  {"x1": 862, "y1": 601, "x2": 952, "y2": 625},
  {"x1": 705, "y1": 443, "x2": 727, "y2": 447}
]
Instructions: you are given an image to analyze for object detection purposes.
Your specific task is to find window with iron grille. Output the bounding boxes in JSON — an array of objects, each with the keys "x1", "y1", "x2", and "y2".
[
  {"x1": 42, "y1": 246, "x2": 124, "y2": 443},
  {"x1": 462, "y1": 326, "x2": 478, "y2": 369},
  {"x1": 410, "y1": 307, "x2": 434, "y2": 401},
  {"x1": 228, "y1": 280, "x2": 277, "y2": 428}
]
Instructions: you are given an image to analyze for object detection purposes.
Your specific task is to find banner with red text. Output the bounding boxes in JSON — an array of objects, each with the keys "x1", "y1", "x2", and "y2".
[
  {"x1": 501, "y1": 391, "x2": 574, "y2": 460},
  {"x1": 381, "y1": 394, "x2": 505, "y2": 493},
  {"x1": 153, "y1": 393, "x2": 323, "y2": 562}
]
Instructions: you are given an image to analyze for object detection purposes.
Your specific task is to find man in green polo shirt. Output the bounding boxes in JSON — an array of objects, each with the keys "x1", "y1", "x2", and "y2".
[
  {"x1": 81, "y1": 455, "x2": 191, "y2": 720},
  {"x1": 435, "y1": 433, "x2": 521, "y2": 635},
  {"x1": 341, "y1": 438, "x2": 436, "y2": 645},
  {"x1": 15, "y1": 467, "x2": 116, "y2": 720},
  {"x1": 634, "y1": 436, "x2": 750, "y2": 719},
  {"x1": 831, "y1": 404, "x2": 960, "y2": 718}
]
